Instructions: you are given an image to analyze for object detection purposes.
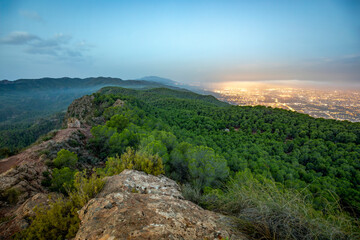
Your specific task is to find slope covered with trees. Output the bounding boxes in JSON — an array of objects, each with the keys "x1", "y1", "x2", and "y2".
[
  {"x1": 93, "y1": 87, "x2": 360, "y2": 217},
  {"x1": 10, "y1": 86, "x2": 360, "y2": 239}
]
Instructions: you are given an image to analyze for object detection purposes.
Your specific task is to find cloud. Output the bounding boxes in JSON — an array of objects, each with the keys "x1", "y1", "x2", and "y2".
[
  {"x1": 0, "y1": 31, "x2": 40, "y2": 45},
  {"x1": 32, "y1": 34, "x2": 71, "y2": 48},
  {"x1": 19, "y1": 10, "x2": 44, "y2": 23},
  {"x1": 0, "y1": 31, "x2": 91, "y2": 60},
  {"x1": 26, "y1": 34, "x2": 87, "y2": 59}
]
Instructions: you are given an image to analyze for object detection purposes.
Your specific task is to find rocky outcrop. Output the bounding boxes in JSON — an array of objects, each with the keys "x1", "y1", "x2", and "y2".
[
  {"x1": 75, "y1": 170, "x2": 244, "y2": 240},
  {"x1": 65, "y1": 95, "x2": 105, "y2": 126},
  {"x1": 0, "y1": 127, "x2": 93, "y2": 240},
  {"x1": 0, "y1": 162, "x2": 48, "y2": 207},
  {"x1": 65, "y1": 95, "x2": 95, "y2": 123},
  {"x1": 113, "y1": 99, "x2": 125, "y2": 107}
]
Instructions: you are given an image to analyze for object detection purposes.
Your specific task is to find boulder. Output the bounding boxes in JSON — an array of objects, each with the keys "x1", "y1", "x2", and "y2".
[
  {"x1": 113, "y1": 99, "x2": 125, "y2": 107},
  {"x1": 75, "y1": 170, "x2": 244, "y2": 240},
  {"x1": 67, "y1": 117, "x2": 81, "y2": 128}
]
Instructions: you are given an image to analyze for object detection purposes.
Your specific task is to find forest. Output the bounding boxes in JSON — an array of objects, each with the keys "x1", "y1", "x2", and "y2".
[
  {"x1": 11, "y1": 87, "x2": 360, "y2": 239},
  {"x1": 93, "y1": 87, "x2": 360, "y2": 215}
]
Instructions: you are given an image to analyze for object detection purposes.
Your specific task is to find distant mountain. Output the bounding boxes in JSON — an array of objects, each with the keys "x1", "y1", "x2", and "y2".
[
  {"x1": 137, "y1": 76, "x2": 179, "y2": 86},
  {"x1": 136, "y1": 76, "x2": 219, "y2": 97},
  {"x1": 0, "y1": 77, "x2": 171, "y2": 92}
]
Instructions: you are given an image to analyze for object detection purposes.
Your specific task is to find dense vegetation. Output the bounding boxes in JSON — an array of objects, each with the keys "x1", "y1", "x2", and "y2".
[
  {"x1": 95, "y1": 87, "x2": 360, "y2": 215},
  {"x1": 15, "y1": 87, "x2": 360, "y2": 239}
]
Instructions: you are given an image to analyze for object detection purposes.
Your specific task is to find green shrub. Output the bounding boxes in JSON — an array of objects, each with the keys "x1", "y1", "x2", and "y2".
[
  {"x1": 2, "y1": 187, "x2": 21, "y2": 204},
  {"x1": 69, "y1": 171, "x2": 105, "y2": 206},
  {"x1": 88, "y1": 125, "x2": 116, "y2": 158},
  {"x1": 68, "y1": 139, "x2": 79, "y2": 147},
  {"x1": 167, "y1": 144, "x2": 229, "y2": 190},
  {"x1": 53, "y1": 149, "x2": 78, "y2": 169},
  {"x1": 50, "y1": 167, "x2": 75, "y2": 193},
  {"x1": 39, "y1": 149, "x2": 50, "y2": 157},
  {"x1": 106, "y1": 114, "x2": 129, "y2": 132},
  {"x1": 41, "y1": 171, "x2": 52, "y2": 187},
  {"x1": 0, "y1": 147, "x2": 12, "y2": 158},
  {"x1": 202, "y1": 169, "x2": 360, "y2": 240},
  {"x1": 139, "y1": 136, "x2": 169, "y2": 162},
  {"x1": 13, "y1": 197, "x2": 80, "y2": 240},
  {"x1": 188, "y1": 146, "x2": 229, "y2": 189},
  {"x1": 99, "y1": 147, "x2": 164, "y2": 176}
]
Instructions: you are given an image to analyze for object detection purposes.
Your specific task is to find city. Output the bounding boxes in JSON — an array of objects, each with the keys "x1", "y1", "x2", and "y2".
[{"x1": 213, "y1": 85, "x2": 360, "y2": 122}]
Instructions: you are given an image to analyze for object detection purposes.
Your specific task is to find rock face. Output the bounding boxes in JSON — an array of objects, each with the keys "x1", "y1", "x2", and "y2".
[
  {"x1": 0, "y1": 163, "x2": 49, "y2": 239},
  {"x1": 0, "y1": 162, "x2": 48, "y2": 207},
  {"x1": 76, "y1": 170, "x2": 243, "y2": 240},
  {"x1": 65, "y1": 95, "x2": 104, "y2": 126}
]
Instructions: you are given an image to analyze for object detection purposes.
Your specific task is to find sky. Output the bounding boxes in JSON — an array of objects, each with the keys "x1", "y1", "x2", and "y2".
[{"x1": 0, "y1": 0, "x2": 359, "y2": 86}]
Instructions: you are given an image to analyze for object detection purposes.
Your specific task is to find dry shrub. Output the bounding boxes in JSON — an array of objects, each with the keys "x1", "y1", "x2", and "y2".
[{"x1": 203, "y1": 169, "x2": 359, "y2": 240}]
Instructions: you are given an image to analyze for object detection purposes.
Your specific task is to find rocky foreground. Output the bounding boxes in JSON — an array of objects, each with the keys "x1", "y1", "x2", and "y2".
[
  {"x1": 1, "y1": 161, "x2": 244, "y2": 239},
  {"x1": 75, "y1": 170, "x2": 244, "y2": 240}
]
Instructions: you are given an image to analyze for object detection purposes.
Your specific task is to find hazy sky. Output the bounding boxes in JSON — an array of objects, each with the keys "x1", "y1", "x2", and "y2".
[{"x1": 0, "y1": 0, "x2": 359, "y2": 86}]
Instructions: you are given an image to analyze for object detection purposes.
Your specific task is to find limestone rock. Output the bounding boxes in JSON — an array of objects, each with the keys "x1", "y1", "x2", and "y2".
[
  {"x1": 75, "y1": 170, "x2": 244, "y2": 240},
  {"x1": 67, "y1": 117, "x2": 81, "y2": 128}
]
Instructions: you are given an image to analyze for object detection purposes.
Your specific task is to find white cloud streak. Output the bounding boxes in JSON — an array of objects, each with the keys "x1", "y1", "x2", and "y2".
[{"x1": 0, "y1": 32, "x2": 92, "y2": 60}]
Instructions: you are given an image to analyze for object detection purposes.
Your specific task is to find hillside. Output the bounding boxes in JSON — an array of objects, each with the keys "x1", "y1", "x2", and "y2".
[
  {"x1": 0, "y1": 77, "x2": 183, "y2": 157},
  {"x1": 0, "y1": 86, "x2": 359, "y2": 239}
]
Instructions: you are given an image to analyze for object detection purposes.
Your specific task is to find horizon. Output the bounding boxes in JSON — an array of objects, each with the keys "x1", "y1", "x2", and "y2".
[
  {"x1": 2, "y1": 75, "x2": 360, "y2": 91},
  {"x1": 0, "y1": 0, "x2": 359, "y2": 86}
]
